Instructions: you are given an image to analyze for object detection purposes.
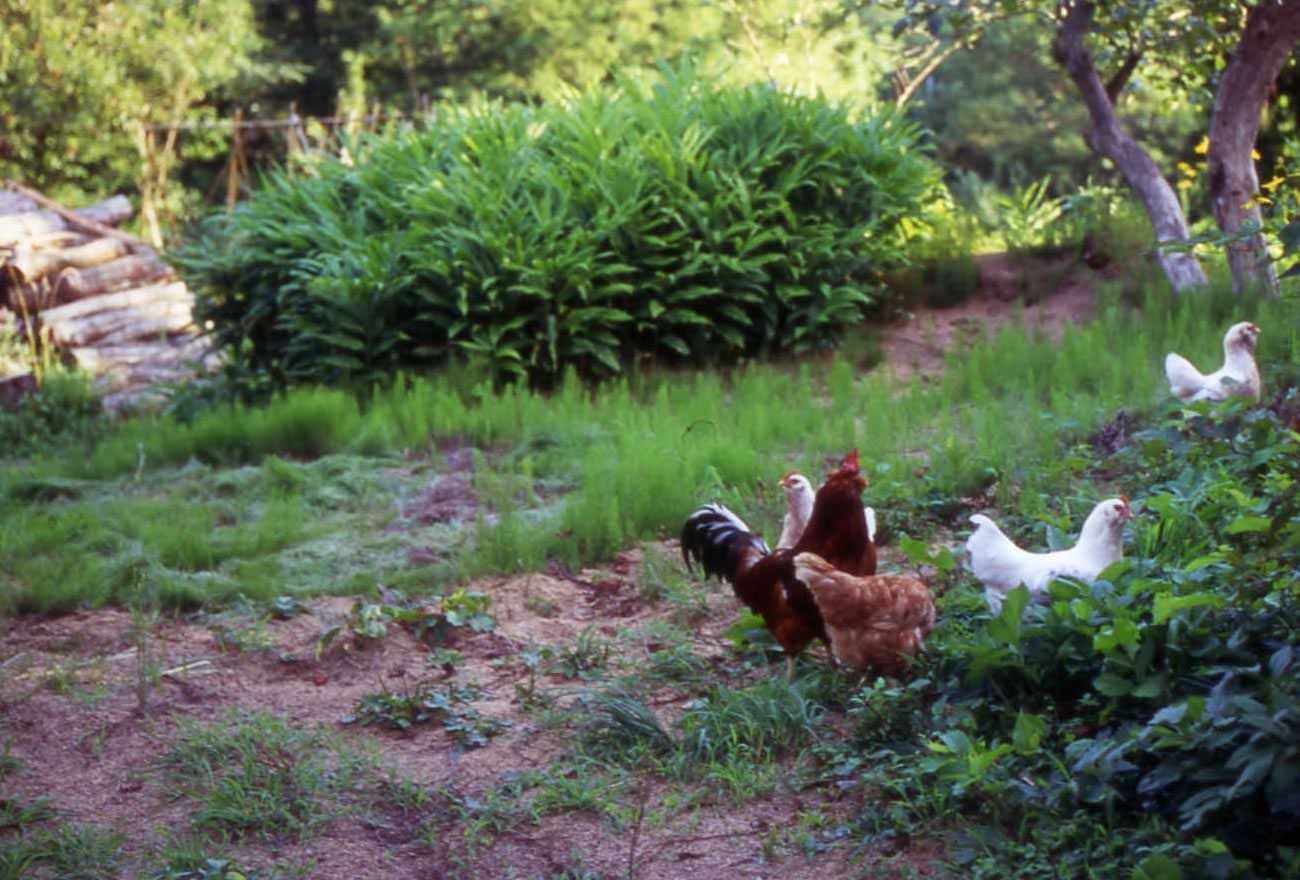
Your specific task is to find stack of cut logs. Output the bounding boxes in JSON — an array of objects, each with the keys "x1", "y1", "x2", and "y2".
[{"x1": 0, "y1": 184, "x2": 216, "y2": 412}]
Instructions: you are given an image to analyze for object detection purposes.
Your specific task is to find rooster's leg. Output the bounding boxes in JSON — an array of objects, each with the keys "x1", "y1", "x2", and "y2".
[{"x1": 785, "y1": 655, "x2": 797, "y2": 681}]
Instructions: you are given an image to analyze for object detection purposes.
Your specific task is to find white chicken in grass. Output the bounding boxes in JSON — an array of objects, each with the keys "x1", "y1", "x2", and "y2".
[
  {"x1": 966, "y1": 497, "x2": 1133, "y2": 615},
  {"x1": 1164, "y1": 322, "x2": 1261, "y2": 403},
  {"x1": 778, "y1": 471, "x2": 876, "y2": 550}
]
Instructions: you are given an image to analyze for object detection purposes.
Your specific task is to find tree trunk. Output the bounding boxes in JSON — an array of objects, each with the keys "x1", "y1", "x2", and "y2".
[
  {"x1": 75, "y1": 194, "x2": 133, "y2": 229},
  {"x1": 1206, "y1": 0, "x2": 1300, "y2": 296},
  {"x1": 35, "y1": 281, "x2": 191, "y2": 325},
  {"x1": 53, "y1": 254, "x2": 175, "y2": 304},
  {"x1": 1052, "y1": 1, "x2": 1208, "y2": 293},
  {"x1": 0, "y1": 210, "x2": 65, "y2": 248},
  {"x1": 3, "y1": 180, "x2": 151, "y2": 254},
  {"x1": 7, "y1": 237, "x2": 130, "y2": 285}
]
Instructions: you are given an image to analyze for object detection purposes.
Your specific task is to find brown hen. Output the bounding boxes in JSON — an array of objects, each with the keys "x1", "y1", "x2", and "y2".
[{"x1": 789, "y1": 552, "x2": 936, "y2": 679}]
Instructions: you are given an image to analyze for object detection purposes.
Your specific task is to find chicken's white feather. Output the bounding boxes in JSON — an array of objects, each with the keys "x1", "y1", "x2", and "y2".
[
  {"x1": 967, "y1": 499, "x2": 1131, "y2": 615},
  {"x1": 1164, "y1": 322, "x2": 1261, "y2": 403}
]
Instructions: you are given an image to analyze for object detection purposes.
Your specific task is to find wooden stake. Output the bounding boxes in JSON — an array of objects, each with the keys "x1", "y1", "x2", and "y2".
[{"x1": 226, "y1": 107, "x2": 244, "y2": 211}]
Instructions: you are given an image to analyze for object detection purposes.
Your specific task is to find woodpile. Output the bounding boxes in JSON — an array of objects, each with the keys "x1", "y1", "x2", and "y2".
[{"x1": 0, "y1": 182, "x2": 218, "y2": 412}]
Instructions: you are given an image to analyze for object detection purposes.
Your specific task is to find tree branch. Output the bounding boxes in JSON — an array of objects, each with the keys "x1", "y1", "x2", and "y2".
[
  {"x1": 895, "y1": 40, "x2": 966, "y2": 108},
  {"x1": 1104, "y1": 49, "x2": 1142, "y2": 105}
]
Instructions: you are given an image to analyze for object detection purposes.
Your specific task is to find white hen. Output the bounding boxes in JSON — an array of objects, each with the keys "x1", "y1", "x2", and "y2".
[
  {"x1": 967, "y1": 497, "x2": 1132, "y2": 615},
  {"x1": 778, "y1": 471, "x2": 876, "y2": 549},
  {"x1": 1164, "y1": 322, "x2": 1261, "y2": 403}
]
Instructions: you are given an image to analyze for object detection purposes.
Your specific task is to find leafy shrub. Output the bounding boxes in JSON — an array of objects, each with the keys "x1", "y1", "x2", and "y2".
[
  {"x1": 866, "y1": 402, "x2": 1300, "y2": 876},
  {"x1": 180, "y1": 62, "x2": 941, "y2": 391}
]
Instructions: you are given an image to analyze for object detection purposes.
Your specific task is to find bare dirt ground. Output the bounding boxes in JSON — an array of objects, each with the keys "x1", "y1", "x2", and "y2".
[
  {"x1": 0, "y1": 558, "x2": 930, "y2": 879},
  {"x1": 879, "y1": 252, "x2": 1104, "y2": 382},
  {"x1": 0, "y1": 257, "x2": 1103, "y2": 879}
]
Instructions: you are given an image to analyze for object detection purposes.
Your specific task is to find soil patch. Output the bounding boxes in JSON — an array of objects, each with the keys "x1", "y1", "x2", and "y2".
[{"x1": 877, "y1": 251, "x2": 1107, "y2": 382}]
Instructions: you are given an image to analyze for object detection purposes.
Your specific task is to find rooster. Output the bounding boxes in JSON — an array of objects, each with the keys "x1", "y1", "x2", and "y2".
[
  {"x1": 966, "y1": 497, "x2": 1133, "y2": 615},
  {"x1": 778, "y1": 471, "x2": 877, "y2": 549},
  {"x1": 681, "y1": 449, "x2": 876, "y2": 677},
  {"x1": 1164, "y1": 322, "x2": 1261, "y2": 403},
  {"x1": 789, "y1": 553, "x2": 936, "y2": 679}
]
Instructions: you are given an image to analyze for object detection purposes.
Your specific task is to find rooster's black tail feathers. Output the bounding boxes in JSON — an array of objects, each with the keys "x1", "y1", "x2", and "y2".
[{"x1": 681, "y1": 503, "x2": 770, "y2": 581}]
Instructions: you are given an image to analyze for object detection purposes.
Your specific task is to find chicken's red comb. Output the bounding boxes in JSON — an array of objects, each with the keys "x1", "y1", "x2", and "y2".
[
  {"x1": 842, "y1": 448, "x2": 861, "y2": 472},
  {"x1": 1120, "y1": 494, "x2": 1131, "y2": 510}
]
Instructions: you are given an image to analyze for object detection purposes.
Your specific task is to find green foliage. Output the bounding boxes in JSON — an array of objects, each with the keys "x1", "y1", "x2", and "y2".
[
  {"x1": 346, "y1": 680, "x2": 510, "y2": 747},
  {"x1": 0, "y1": 823, "x2": 125, "y2": 880},
  {"x1": 180, "y1": 63, "x2": 940, "y2": 389},
  {"x1": 0, "y1": 368, "x2": 103, "y2": 457},
  {"x1": 0, "y1": 0, "x2": 263, "y2": 206},
  {"x1": 150, "y1": 851, "x2": 258, "y2": 880},
  {"x1": 164, "y1": 712, "x2": 369, "y2": 840},
  {"x1": 839, "y1": 401, "x2": 1300, "y2": 877},
  {"x1": 901, "y1": 16, "x2": 1202, "y2": 194}
]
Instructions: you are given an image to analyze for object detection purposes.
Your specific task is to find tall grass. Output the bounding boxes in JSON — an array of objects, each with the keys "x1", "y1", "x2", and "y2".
[{"x1": 5, "y1": 279, "x2": 1295, "y2": 610}]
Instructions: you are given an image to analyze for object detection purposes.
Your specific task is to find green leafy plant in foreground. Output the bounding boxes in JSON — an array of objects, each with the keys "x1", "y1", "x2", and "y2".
[{"x1": 844, "y1": 401, "x2": 1300, "y2": 877}]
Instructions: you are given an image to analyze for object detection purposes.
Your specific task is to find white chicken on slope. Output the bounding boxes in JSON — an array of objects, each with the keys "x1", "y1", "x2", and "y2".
[
  {"x1": 778, "y1": 471, "x2": 876, "y2": 549},
  {"x1": 966, "y1": 497, "x2": 1133, "y2": 615},
  {"x1": 1164, "y1": 321, "x2": 1261, "y2": 403}
]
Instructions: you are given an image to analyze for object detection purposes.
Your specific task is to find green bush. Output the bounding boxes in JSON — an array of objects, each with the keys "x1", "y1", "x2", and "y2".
[{"x1": 180, "y1": 63, "x2": 941, "y2": 391}]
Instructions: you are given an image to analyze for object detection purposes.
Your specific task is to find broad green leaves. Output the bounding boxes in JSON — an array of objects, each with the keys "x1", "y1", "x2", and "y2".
[{"x1": 183, "y1": 66, "x2": 940, "y2": 390}]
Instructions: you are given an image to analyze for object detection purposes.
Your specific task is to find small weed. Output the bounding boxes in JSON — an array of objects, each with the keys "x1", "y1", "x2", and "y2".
[
  {"x1": 317, "y1": 591, "x2": 495, "y2": 658},
  {"x1": 532, "y1": 760, "x2": 629, "y2": 821},
  {"x1": 269, "y1": 595, "x2": 308, "y2": 619},
  {"x1": 554, "y1": 626, "x2": 613, "y2": 680},
  {"x1": 679, "y1": 677, "x2": 822, "y2": 765},
  {"x1": 0, "y1": 737, "x2": 20, "y2": 778},
  {"x1": 0, "y1": 796, "x2": 53, "y2": 830},
  {"x1": 639, "y1": 545, "x2": 711, "y2": 621},
  {"x1": 647, "y1": 644, "x2": 709, "y2": 685},
  {"x1": 700, "y1": 751, "x2": 780, "y2": 803},
  {"x1": 164, "y1": 712, "x2": 369, "y2": 840},
  {"x1": 381, "y1": 774, "x2": 439, "y2": 815},
  {"x1": 446, "y1": 781, "x2": 537, "y2": 853},
  {"x1": 577, "y1": 684, "x2": 675, "y2": 760},
  {"x1": 428, "y1": 647, "x2": 465, "y2": 675},
  {"x1": 525, "y1": 591, "x2": 559, "y2": 617},
  {"x1": 42, "y1": 660, "x2": 78, "y2": 694},
  {"x1": 17, "y1": 824, "x2": 126, "y2": 880},
  {"x1": 210, "y1": 618, "x2": 275, "y2": 654},
  {"x1": 150, "y1": 852, "x2": 256, "y2": 880},
  {"x1": 346, "y1": 679, "x2": 509, "y2": 748},
  {"x1": 440, "y1": 589, "x2": 496, "y2": 633},
  {"x1": 130, "y1": 604, "x2": 162, "y2": 713},
  {"x1": 513, "y1": 643, "x2": 555, "y2": 708}
]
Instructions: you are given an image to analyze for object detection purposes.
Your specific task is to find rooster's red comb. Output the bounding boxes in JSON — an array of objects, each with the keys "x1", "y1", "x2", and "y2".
[{"x1": 842, "y1": 449, "x2": 861, "y2": 473}]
